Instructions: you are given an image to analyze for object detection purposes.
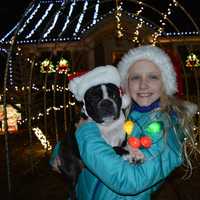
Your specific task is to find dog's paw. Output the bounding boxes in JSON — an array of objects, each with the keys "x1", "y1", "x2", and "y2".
[{"x1": 126, "y1": 146, "x2": 145, "y2": 164}]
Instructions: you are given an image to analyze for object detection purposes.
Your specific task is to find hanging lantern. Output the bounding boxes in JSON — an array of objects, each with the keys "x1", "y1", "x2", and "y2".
[
  {"x1": 56, "y1": 58, "x2": 69, "y2": 74},
  {"x1": 40, "y1": 58, "x2": 55, "y2": 73},
  {"x1": 185, "y1": 53, "x2": 200, "y2": 68}
]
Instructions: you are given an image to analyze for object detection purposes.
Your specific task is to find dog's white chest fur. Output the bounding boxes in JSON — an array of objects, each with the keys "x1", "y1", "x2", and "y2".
[{"x1": 97, "y1": 112, "x2": 125, "y2": 147}]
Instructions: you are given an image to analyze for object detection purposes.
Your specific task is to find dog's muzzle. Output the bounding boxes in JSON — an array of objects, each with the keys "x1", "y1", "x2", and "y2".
[{"x1": 97, "y1": 98, "x2": 118, "y2": 123}]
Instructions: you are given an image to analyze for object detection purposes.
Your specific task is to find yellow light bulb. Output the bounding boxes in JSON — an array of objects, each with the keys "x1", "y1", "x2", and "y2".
[{"x1": 123, "y1": 120, "x2": 134, "y2": 135}]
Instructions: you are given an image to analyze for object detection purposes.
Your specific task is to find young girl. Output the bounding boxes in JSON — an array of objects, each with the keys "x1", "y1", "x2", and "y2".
[{"x1": 74, "y1": 45, "x2": 197, "y2": 199}]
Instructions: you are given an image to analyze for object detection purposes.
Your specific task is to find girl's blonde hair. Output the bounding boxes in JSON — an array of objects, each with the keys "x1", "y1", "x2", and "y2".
[{"x1": 160, "y1": 95, "x2": 198, "y2": 178}]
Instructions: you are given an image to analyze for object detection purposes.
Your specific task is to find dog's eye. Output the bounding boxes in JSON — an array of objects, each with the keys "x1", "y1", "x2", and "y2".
[
  {"x1": 92, "y1": 92, "x2": 102, "y2": 99},
  {"x1": 109, "y1": 93, "x2": 117, "y2": 99}
]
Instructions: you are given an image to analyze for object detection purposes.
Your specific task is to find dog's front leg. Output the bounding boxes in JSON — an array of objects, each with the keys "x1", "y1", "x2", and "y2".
[{"x1": 123, "y1": 145, "x2": 145, "y2": 164}]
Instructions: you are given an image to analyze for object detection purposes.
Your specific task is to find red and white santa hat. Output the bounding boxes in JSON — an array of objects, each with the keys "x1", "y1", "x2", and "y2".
[
  {"x1": 68, "y1": 65, "x2": 131, "y2": 108},
  {"x1": 117, "y1": 45, "x2": 177, "y2": 96},
  {"x1": 68, "y1": 65, "x2": 121, "y2": 101}
]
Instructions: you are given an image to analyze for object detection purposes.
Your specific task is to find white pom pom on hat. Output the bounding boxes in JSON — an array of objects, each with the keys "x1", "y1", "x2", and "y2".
[
  {"x1": 68, "y1": 65, "x2": 121, "y2": 101},
  {"x1": 117, "y1": 45, "x2": 177, "y2": 96}
]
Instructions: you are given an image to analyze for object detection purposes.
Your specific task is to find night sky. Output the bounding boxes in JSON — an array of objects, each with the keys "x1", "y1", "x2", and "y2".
[{"x1": 0, "y1": 0, "x2": 31, "y2": 37}]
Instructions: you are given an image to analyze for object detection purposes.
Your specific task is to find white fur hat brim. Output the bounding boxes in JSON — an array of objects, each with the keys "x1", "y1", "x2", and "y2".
[
  {"x1": 68, "y1": 65, "x2": 121, "y2": 101},
  {"x1": 117, "y1": 45, "x2": 177, "y2": 96}
]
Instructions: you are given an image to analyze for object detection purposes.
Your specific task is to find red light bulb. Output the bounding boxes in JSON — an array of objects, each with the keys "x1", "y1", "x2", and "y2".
[
  {"x1": 128, "y1": 137, "x2": 141, "y2": 149},
  {"x1": 140, "y1": 136, "x2": 152, "y2": 148}
]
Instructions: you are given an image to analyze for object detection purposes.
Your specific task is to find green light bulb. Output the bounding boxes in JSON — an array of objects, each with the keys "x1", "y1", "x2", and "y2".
[{"x1": 146, "y1": 121, "x2": 163, "y2": 134}]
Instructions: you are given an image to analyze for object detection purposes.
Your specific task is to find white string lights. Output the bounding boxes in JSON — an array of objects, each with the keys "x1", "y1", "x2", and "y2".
[
  {"x1": 92, "y1": 0, "x2": 100, "y2": 25},
  {"x1": 26, "y1": 3, "x2": 54, "y2": 39},
  {"x1": 17, "y1": 3, "x2": 41, "y2": 35},
  {"x1": 132, "y1": 1, "x2": 144, "y2": 44},
  {"x1": 115, "y1": 0, "x2": 124, "y2": 38},
  {"x1": 61, "y1": 0, "x2": 76, "y2": 34},
  {"x1": 1, "y1": 0, "x2": 198, "y2": 45},
  {"x1": 18, "y1": 101, "x2": 75, "y2": 126},
  {"x1": 43, "y1": 0, "x2": 67, "y2": 38},
  {"x1": 43, "y1": 12, "x2": 60, "y2": 38},
  {"x1": 135, "y1": 1, "x2": 144, "y2": 16},
  {"x1": 151, "y1": 0, "x2": 178, "y2": 45},
  {"x1": 32, "y1": 127, "x2": 52, "y2": 150},
  {"x1": 74, "y1": 0, "x2": 89, "y2": 36},
  {"x1": 8, "y1": 58, "x2": 13, "y2": 86}
]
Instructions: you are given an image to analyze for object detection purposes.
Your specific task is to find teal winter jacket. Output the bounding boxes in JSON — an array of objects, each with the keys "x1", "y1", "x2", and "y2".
[{"x1": 75, "y1": 109, "x2": 183, "y2": 200}]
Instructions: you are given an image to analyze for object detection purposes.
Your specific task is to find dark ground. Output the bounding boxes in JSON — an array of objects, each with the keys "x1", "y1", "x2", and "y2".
[{"x1": 1, "y1": 134, "x2": 200, "y2": 200}]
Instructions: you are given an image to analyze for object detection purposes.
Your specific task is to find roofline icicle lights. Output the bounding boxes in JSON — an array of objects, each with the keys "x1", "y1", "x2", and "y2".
[
  {"x1": 60, "y1": 0, "x2": 76, "y2": 35},
  {"x1": 92, "y1": 0, "x2": 100, "y2": 25},
  {"x1": 73, "y1": 0, "x2": 89, "y2": 36},
  {"x1": 165, "y1": 31, "x2": 199, "y2": 36},
  {"x1": 0, "y1": 0, "x2": 198, "y2": 44},
  {"x1": 17, "y1": 3, "x2": 41, "y2": 36},
  {"x1": 25, "y1": 3, "x2": 54, "y2": 39},
  {"x1": 43, "y1": 2, "x2": 65, "y2": 38}
]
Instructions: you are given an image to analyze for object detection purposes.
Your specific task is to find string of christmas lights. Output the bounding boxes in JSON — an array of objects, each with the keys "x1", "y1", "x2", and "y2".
[
  {"x1": 92, "y1": 0, "x2": 100, "y2": 25},
  {"x1": 131, "y1": 1, "x2": 144, "y2": 44},
  {"x1": 115, "y1": 0, "x2": 124, "y2": 39},
  {"x1": 17, "y1": 3, "x2": 41, "y2": 36},
  {"x1": 32, "y1": 127, "x2": 52, "y2": 150},
  {"x1": 26, "y1": 3, "x2": 54, "y2": 39},
  {"x1": 17, "y1": 102, "x2": 75, "y2": 126},
  {"x1": 74, "y1": 0, "x2": 89, "y2": 36},
  {"x1": 151, "y1": 0, "x2": 178, "y2": 45}
]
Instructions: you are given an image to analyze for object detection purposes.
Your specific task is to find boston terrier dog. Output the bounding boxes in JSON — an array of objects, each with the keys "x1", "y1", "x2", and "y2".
[{"x1": 52, "y1": 66, "x2": 144, "y2": 200}]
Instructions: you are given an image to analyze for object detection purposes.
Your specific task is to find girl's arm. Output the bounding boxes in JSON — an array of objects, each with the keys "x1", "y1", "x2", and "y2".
[{"x1": 76, "y1": 121, "x2": 183, "y2": 195}]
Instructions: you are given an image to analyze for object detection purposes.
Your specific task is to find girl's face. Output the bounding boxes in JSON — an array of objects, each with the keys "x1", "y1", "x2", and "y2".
[{"x1": 128, "y1": 60, "x2": 163, "y2": 107}]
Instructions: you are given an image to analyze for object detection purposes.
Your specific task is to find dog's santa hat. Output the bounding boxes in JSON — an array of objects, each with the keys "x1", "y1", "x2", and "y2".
[
  {"x1": 69, "y1": 65, "x2": 121, "y2": 101},
  {"x1": 68, "y1": 65, "x2": 131, "y2": 108},
  {"x1": 117, "y1": 45, "x2": 177, "y2": 96}
]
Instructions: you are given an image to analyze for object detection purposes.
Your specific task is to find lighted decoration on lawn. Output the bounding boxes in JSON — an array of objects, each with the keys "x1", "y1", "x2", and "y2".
[
  {"x1": 56, "y1": 57, "x2": 69, "y2": 74},
  {"x1": 32, "y1": 127, "x2": 52, "y2": 150},
  {"x1": 40, "y1": 58, "x2": 55, "y2": 73},
  {"x1": 186, "y1": 53, "x2": 200, "y2": 68},
  {"x1": 123, "y1": 120, "x2": 163, "y2": 149},
  {"x1": 0, "y1": 104, "x2": 21, "y2": 134}
]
